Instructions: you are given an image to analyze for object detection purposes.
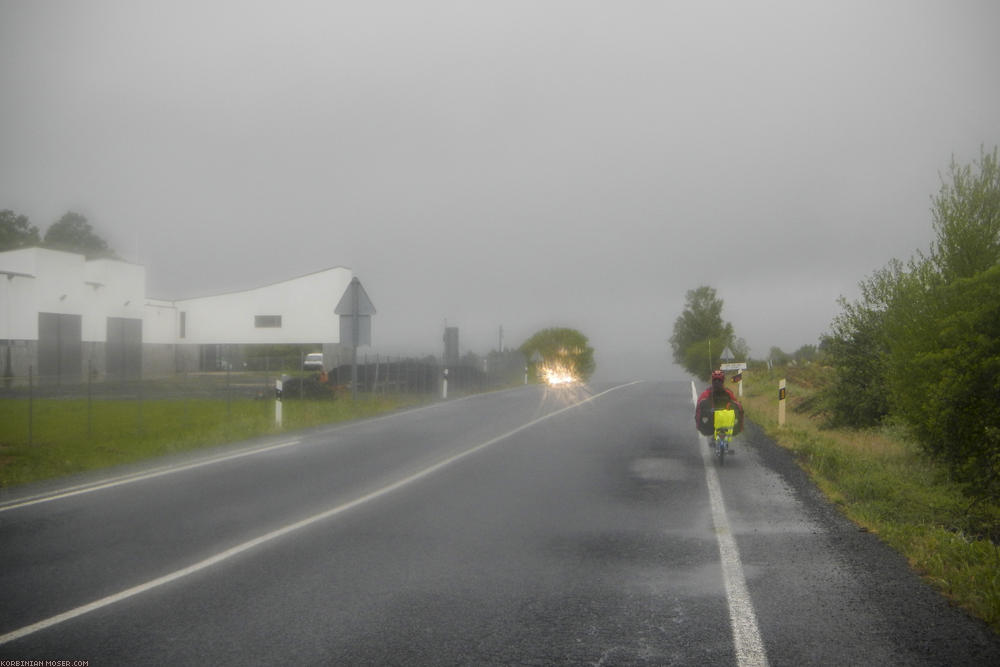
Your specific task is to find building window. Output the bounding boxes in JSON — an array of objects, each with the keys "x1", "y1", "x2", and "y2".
[{"x1": 255, "y1": 315, "x2": 282, "y2": 328}]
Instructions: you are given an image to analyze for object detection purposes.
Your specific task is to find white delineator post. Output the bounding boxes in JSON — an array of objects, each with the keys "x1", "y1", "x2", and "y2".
[
  {"x1": 275, "y1": 378, "x2": 283, "y2": 427},
  {"x1": 778, "y1": 379, "x2": 786, "y2": 426}
]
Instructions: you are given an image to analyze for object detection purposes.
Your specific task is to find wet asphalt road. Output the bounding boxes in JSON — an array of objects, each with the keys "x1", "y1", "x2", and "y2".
[{"x1": 1, "y1": 381, "x2": 998, "y2": 665}]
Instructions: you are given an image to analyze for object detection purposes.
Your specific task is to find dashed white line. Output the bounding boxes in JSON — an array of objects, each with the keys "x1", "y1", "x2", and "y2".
[{"x1": 0, "y1": 381, "x2": 639, "y2": 646}]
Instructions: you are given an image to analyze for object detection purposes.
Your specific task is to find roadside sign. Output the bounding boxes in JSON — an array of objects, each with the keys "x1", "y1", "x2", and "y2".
[
  {"x1": 339, "y1": 315, "x2": 371, "y2": 347},
  {"x1": 335, "y1": 277, "x2": 376, "y2": 315},
  {"x1": 720, "y1": 362, "x2": 747, "y2": 371},
  {"x1": 335, "y1": 277, "x2": 377, "y2": 400},
  {"x1": 336, "y1": 278, "x2": 376, "y2": 347}
]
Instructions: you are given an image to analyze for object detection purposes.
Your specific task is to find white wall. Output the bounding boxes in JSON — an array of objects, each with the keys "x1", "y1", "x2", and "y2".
[
  {"x1": 1, "y1": 249, "x2": 356, "y2": 350},
  {"x1": 143, "y1": 299, "x2": 178, "y2": 344},
  {"x1": 84, "y1": 258, "x2": 146, "y2": 342},
  {"x1": 1, "y1": 248, "x2": 88, "y2": 340},
  {"x1": 174, "y1": 267, "x2": 352, "y2": 345},
  {"x1": 0, "y1": 248, "x2": 40, "y2": 341},
  {"x1": 33, "y1": 249, "x2": 86, "y2": 325},
  {"x1": 0, "y1": 248, "x2": 148, "y2": 344}
]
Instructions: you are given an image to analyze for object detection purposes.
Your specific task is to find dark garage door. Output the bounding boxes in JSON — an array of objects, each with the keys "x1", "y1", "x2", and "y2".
[
  {"x1": 107, "y1": 317, "x2": 142, "y2": 380},
  {"x1": 38, "y1": 312, "x2": 83, "y2": 384}
]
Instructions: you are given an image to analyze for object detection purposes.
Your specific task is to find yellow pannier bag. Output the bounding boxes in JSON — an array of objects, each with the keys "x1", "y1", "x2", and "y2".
[{"x1": 714, "y1": 408, "x2": 736, "y2": 431}]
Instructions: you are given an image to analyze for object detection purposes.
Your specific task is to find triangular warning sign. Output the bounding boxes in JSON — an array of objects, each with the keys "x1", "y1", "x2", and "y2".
[{"x1": 335, "y1": 278, "x2": 376, "y2": 315}]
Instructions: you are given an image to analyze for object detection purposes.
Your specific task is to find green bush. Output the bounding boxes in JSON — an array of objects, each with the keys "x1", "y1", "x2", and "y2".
[
  {"x1": 886, "y1": 264, "x2": 1000, "y2": 501},
  {"x1": 821, "y1": 261, "x2": 904, "y2": 428}
]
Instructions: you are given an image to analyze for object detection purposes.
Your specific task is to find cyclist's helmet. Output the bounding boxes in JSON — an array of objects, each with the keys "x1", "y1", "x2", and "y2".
[{"x1": 711, "y1": 370, "x2": 725, "y2": 384}]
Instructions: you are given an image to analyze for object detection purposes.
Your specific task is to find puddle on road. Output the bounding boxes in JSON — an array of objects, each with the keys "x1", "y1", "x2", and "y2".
[{"x1": 630, "y1": 457, "x2": 692, "y2": 482}]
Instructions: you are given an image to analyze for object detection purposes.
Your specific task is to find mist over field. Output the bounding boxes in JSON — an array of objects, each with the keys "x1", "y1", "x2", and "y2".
[{"x1": 2, "y1": 1, "x2": 998, "y2": 380}]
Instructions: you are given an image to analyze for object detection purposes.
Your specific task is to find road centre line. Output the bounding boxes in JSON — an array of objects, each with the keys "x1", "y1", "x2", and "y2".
[
  {"x1": 0, "y1": 390, "x2": 493, "y2": 514},
  {"x1": 693, "y1": 380, "x2": 769, "y2": 667},
  {"x1": 0, "y1": 439, "x2": 302, "y2": 513},
  {"x1": 0, "y1": 381, "x2": 640, "y2": 646}
]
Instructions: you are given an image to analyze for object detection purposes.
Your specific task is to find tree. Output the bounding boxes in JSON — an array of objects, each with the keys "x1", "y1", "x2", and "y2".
[
  {"x1": 43, "y1": 211, "x2": 117, "y2": 259},
  {"x1": 821, "y1": 260, "x2": 906, "y2": 427},
  {"x1": 793, "y1": 344, "x2": 819, "y2": 364},
  {"x1": 0, "y1": 209, "x2": 41, "y2": 251},
  {"x1": 823, "y1": 147, "x2": 1000, "y2": 499},
  {"x1": 929, "y1": 146, "x2": 1000, "y2": 282},
  {"x1": 519, "y1": 327, "x2": 596, "y2": 382},
  {"x1": 879, "y1": 146, "x2": 1000, "y2": 499},
  {"x1": 730, "y1": 337, "x2": 750, "y2": 361},
  {"x1": 669, "y1": 286, "x2": 735, "y2": 379},
  {"x1": 768, "y1": 347, "x2": 791, "y2": 366},
  {"x1": 885, "y1": 264, "x2": 1000, "y2": 501}
]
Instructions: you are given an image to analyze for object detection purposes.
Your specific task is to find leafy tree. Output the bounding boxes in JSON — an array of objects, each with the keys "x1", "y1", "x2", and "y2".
[
  {"x1": 821, "y1": 259, "x2": 906, "y2": 427},
  {"x1": 929, "y1": 146, "x2": 1000, "y2": 282},
  {"x1": 823, "y1": 146, "x2": 1000, "y2": 482},
  {"x1": 519, "y1": 327, "x2": 596, "y2": 381},
  {"x1": 768, "y1": 347, "x2": 791, "y2": 366},
  {"x1": 0, "y1": 209, "x2": 41, "y2": 251},
  {"x1": 729, "y1": 337, "x2": 750, "y2": 361},
  {"x1": 669, "y1": 286, "x2": 735, "y2": 379},
  {"x1": 767, "y1": 344, "x2": 819, "y2": 367},
  {"x1": 43, "y1": 211, "x2": 117, "y2": 259},
  {"x1": 679, "y1": 340, "x2": 715, "y2": 379},
  {"x1": 877, "y1": 146, "x2": 1000, "y2": 499},
  {"x1": 793, "y1": 344, "x2": 819, "y2": 364},
  {"x1": 885, "y1": 264, "x2": 1000, "y2": 500}
]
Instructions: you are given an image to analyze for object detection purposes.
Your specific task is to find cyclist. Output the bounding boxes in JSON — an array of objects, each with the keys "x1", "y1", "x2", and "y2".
[{"x1": 695, "y1": 370, "x2": 744, "y2": 447}]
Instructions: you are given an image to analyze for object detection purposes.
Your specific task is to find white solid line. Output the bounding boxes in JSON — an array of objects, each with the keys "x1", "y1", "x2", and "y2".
[
  {"x1": 701, "y1": 441, "x2": 770, "y2": 667},
  {"x1": 0, "y1": 393, "x2": 491, "y2": 513},
  {"x1": 0, "y1": 388, "x2": 532, "y2": 514},
  {"x1": 0, "y1": 381, "x2": 640, "y2": 646},
  {"x1": 0, "y1": 439, "x2": 302, "y2": 513}
]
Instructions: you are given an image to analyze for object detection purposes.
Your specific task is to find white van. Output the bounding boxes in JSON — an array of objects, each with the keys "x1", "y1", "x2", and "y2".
[{"x1": 303, "y1": 352, "x2": 324, "y2": 371}]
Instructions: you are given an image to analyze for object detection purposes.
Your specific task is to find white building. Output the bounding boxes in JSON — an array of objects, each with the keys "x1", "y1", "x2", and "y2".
[{"x1": 0, "y1": 247, "x2": 355, "y2": 383}]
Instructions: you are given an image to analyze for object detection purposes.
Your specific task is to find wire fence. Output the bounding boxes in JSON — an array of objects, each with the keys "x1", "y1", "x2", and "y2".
[{"x1": 0, "y1": 353, "x2": 529, "y2": 447}]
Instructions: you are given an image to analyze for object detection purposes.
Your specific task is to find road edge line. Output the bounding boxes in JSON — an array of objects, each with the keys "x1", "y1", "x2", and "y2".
[{"x1": 701, "y1": 438, "x2": 770, "y2": 667}]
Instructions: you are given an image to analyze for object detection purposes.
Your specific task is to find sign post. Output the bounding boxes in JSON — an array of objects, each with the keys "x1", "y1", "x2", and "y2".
[
  {"x1": 335, "y1": 278, "x2": 376, "y2": 400},
  {"x1": 720, "y1": 361, "x2": 748, "y2": 398}
]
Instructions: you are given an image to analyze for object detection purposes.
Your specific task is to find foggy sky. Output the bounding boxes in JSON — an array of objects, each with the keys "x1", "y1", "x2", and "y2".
[{"x1": 2, "y1": 1, "x2": 998, "y2": 381}]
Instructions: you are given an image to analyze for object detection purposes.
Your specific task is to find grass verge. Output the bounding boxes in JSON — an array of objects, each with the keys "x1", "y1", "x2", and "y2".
[
  {"x1": 741, "y1": 366, "x2": 1000, "y2": 633},
  {"x1": 0, "y1": 393, "x2": 429, "y2": 488}
]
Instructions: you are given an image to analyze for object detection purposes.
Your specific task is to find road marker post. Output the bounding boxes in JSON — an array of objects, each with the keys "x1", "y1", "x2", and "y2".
[
  {"x1": 275, "y1": 378, "x2": 283, "y2": 427},
  {"x1": 778, "y1": 379, "x2": 787, "y2": 426}
]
